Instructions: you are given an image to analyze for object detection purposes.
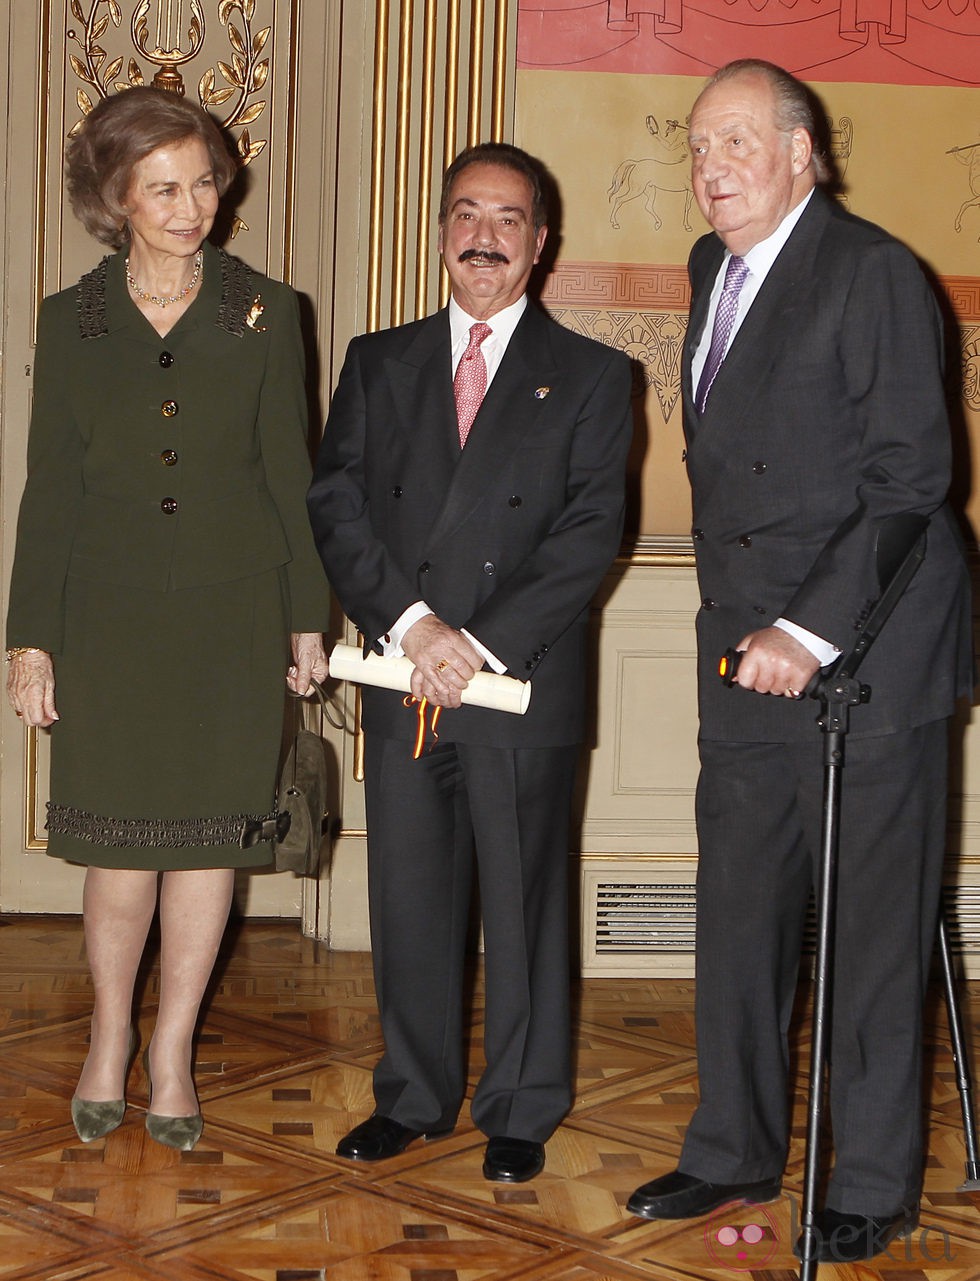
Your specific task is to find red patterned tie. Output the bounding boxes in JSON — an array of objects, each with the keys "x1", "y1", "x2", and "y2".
[{"x1": 454, "y1": 322, "x2": 492, "y2": 447}]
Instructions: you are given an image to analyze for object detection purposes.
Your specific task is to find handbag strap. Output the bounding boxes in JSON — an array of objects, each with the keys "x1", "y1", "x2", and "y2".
[{"x1": 285, "y1": 677, "x2": 346, "y2": 747}]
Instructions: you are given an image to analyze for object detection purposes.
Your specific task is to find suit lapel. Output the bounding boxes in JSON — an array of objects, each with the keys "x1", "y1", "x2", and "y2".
[
  {"x1": 384, "y1": 311, "x2": 458, "y2": 505},
  {"x1": 425, "y1": 305, "x2": 558, "y2": 551},
  {"x1": 694, "y1": 194, "x2": 830, "y2": 434},
  {"x1": 682, "y1": 237, "x2": 724, "y2": 433}
]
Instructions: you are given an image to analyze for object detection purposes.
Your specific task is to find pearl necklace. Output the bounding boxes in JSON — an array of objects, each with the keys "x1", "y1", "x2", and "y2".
[{"x1": 126, "y1": 250, "x2": 203, "y2": 308}]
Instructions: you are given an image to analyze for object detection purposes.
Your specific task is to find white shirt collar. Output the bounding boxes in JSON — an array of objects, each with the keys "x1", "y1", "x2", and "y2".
[
  {"x1": 740, "y1": 186, "x2": 815, "y2": 281},
  {"x1": 449, "y1": 293, "x2": 527, "y2": 358}
]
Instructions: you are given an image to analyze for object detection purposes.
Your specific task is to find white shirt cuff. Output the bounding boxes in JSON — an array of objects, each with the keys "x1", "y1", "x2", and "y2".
[
  {"x1": 382, "y1": 602, "x2": 433, "y2": 656},
  {"x1": 461, "y1": 628, "x2": 506, "y2": 674},
  {"x1": 774, "y1": 617, "x2": 841, "y2": 667}
]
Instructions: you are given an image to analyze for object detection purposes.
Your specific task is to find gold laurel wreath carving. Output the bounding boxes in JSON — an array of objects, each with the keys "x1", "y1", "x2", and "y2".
[
  {"x1": 67, "y1": 0, "x2": 270, "y2": 195},
  {"x1": 199, "y1": 0, "x2": 269, "y2": 166}
]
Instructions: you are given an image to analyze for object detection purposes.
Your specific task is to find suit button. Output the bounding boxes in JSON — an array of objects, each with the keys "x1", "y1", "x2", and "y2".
[
  {"x1": 681, "y1": 449, "x2": 687, "y2": 461},
  {"x1": 525, "y1": 660, "x2": 533, "y2": 671},
  {"x1": 738, "y1": 534, "x2": 752, "y2": 548},
  {"x1": 161, "y1": 497, "x2": 178, "y2": 514},
  {"x1": 508, "y1": 495, "x2": 522, "y2": 507},
  {"x1": 158, "y1": 351, "x2": 175, "y2": 368},
  {"x1": 160, "y1": 450, "x2": 178, "y2": 466},
  {"x1": 754, "y1": 605, "x2": 767, "y2": 615},
  {"x1": 752, "y1": 461, "x2": 767, "y2": 474},
  {"x1": 540, "y1": 643, "x2": 548, "y2": 654},
  {"x1": 702, "y1": 597, "x2": 717, "y2": 610},
  {"x1": 161, "y1": 400, "x2": 178, "y2": 417},
  {"x1": 483, "y1": 561, "x2": 496, "y2": 575},
  {"x1": 418, "y1": 561, "x2": 430, "y2": 573},
  {"x1": 391, "y1": 486, "x2": 403, "y2": 498},
  {"x1": 692, "y1": 527, "x2": 704, "y2": 541}
]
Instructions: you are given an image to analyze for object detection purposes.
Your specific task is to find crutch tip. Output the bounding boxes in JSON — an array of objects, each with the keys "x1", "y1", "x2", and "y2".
[{"x1": 958, "y1": 1177, "x2": 980, "y2": 1191}]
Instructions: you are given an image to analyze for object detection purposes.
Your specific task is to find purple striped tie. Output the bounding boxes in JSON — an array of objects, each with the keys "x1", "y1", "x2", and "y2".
[{"x1": 696, "y1": 255, "x2": 749, "y2": 413}]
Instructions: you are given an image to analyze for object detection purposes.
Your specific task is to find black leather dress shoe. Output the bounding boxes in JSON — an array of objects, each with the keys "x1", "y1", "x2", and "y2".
[
  {"x1": 794, "y1": 1206, "x2": 918, "y2": 1263},
  {"x1": 336, "y1": 1114, "x2": 449, "y2": 1162},
  {"x1": 482, "y1": 1136, "x2": 545, "y2": 1183},
  {"x1": 627, "y1": 1169, "x2": 782, "y2": 1220}
]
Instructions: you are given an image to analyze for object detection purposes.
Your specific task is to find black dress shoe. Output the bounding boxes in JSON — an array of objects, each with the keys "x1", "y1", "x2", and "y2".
[
  {"x1": 336, "y1": 1114, "x2": 449, "y2": 1162},
  {"x1": 483, "y1": 1136, "x2": 545, "y2": 1183},
  {"x1": 794, "y1": 1206, "x2": 918, "y2": 1263},
  {"x1": 627, "y1": 1169, "x2": 782, "y2": 1220}
]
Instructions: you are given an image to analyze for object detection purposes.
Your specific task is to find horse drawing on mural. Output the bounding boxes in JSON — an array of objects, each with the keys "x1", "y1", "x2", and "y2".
[
  {"x1": 608, "y1": 115, "x2": 694, "y2": 232},
  {"x1": 949, "y1": 137, "x2": 980, "y2": 242}
]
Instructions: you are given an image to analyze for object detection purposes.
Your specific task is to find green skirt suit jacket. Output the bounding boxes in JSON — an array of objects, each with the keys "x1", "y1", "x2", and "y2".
[{"x1": 6, "y1": 242, "x2": 330, "y2": 869}]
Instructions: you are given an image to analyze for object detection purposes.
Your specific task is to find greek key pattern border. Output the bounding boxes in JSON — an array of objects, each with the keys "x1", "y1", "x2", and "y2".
[{"x1": 543, "y1": 262, "x2": 980, "y2": 323}]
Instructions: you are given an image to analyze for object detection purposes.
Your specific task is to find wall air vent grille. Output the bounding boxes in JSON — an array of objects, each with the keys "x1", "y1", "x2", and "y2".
[{"x1": 579, "y1": 861, "x2": 980, "y2": 978}]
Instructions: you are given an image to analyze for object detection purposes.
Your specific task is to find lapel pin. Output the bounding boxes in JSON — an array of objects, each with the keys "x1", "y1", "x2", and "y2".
[{"x1": 534, "y1": 386, "x2": 550, "y2": 400}]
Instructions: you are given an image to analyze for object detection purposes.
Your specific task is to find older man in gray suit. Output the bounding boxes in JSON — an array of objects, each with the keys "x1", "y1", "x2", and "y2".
[{"x1": 628, "y1": 61, "x2": 972, "y2": 1264}]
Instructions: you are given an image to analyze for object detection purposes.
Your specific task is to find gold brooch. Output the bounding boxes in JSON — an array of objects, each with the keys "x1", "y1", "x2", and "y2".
[
  {"x1": 246, "y1": 295, "x2": 267, "y2": 332},
  {"x1": 534, "y1": 386, "x2": 550, "y2": 400}
]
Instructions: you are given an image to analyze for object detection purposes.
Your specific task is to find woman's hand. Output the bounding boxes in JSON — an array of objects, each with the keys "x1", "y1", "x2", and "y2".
[
  {"x1": 6, "y1": 649, "x2": 58, "y2": 727},
  {"x1": 287, "y1": 632, "x2": 329, "y2": 696}
]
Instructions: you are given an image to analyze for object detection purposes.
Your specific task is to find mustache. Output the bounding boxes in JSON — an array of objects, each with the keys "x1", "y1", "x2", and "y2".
[{"x1": 458, "y1": 248, "x2": 509, "y2": 265}]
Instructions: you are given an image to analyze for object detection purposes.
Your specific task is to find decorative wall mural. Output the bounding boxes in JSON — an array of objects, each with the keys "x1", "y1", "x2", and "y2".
[
  {"x1": 965, "y1": 337, "x2": 980, "y2": 412},
  {"x1": 67, "y1": 1, "x2": 270, "y2": 173},
  {"x1": 608, "y1": 116, "x2": 693, "y2": 232},
  {"x1": 950, "y1": 135, "x2": 980, "y2": 243},
  {"x1": 517, "y1": 0, "x2": 979, "y2": 540}
]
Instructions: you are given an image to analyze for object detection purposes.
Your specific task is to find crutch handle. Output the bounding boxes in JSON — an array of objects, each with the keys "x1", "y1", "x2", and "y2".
[
  {"x1": 718, "y1": 647, "x2": 818, "y2": 699},
  {"x1": 718, "y1": 648, "x2": 741, "y2": 686}
]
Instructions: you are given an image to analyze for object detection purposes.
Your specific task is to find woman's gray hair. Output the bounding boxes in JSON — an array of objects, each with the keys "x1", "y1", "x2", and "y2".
[{"x1": 66, "y1": 87, "x2": 238, "y2": 248}]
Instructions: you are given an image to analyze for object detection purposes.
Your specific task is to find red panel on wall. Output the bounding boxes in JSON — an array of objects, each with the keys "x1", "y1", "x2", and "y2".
[{"x1": 517, "y1": 0, "x2": 980, "y2": 86}]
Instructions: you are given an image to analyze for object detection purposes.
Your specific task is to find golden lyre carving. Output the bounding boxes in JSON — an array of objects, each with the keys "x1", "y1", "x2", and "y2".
[
  {"x1": 67, "y1": 1, "x2": 270, "y2": 186},
  {"x1": 131, "y1": 0, "x2": 206, "y2": 95}
]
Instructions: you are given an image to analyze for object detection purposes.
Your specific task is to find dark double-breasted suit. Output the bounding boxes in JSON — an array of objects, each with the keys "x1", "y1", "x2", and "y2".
[
  {"x1": 678, "y1": 189, "x2": 973, "y2": 1213},
  {"x1": 308, "y1": 301, "x2": 632, "y2": 1139}
]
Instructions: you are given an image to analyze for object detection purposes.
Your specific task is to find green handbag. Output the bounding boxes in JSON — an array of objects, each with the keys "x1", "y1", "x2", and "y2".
[{"x1": 274, "y1": 680, "x2": 330, "y2": 876}]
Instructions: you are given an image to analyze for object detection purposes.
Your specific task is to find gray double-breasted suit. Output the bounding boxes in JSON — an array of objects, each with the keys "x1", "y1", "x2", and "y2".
[{"x1": 678, "y1": 189, "x2": 973, "y2": 1213}]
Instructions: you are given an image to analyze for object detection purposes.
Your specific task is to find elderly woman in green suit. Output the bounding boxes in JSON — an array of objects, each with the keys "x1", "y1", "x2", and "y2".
[{"x1": 5, "y1": 88, "x2": 330, "y2": 1150}]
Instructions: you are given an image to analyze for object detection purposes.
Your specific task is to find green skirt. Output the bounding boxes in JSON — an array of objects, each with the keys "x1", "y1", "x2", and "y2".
[{"x1": 46, "y1": 569, "x2": 290, "y2": 871}]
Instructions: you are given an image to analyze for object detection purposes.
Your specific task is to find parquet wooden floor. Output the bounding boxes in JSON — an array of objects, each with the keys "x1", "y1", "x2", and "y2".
[{"x1": 0, "y1": 914, "x2": 977, "y2": 1280}]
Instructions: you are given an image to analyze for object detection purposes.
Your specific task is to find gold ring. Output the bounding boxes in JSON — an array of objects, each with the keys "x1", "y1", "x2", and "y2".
[{"x1": 436, "y1": 659, "x2": 449, "y2": 673}]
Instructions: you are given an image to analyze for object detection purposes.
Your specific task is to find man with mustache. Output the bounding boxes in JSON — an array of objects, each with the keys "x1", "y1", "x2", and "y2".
[{"x1": 308, "y1": 143, "x2": 631, "y2": 1181}]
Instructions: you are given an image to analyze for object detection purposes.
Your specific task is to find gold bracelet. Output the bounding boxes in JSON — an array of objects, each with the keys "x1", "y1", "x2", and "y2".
[{"x1": 5, "y1": 647, "x2": 41, "y2": 662}]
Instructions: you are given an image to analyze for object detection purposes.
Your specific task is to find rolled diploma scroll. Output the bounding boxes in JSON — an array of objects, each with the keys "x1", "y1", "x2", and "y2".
[{"x1": 328, "y1": 644, "x2": 531, "y2": 715}]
